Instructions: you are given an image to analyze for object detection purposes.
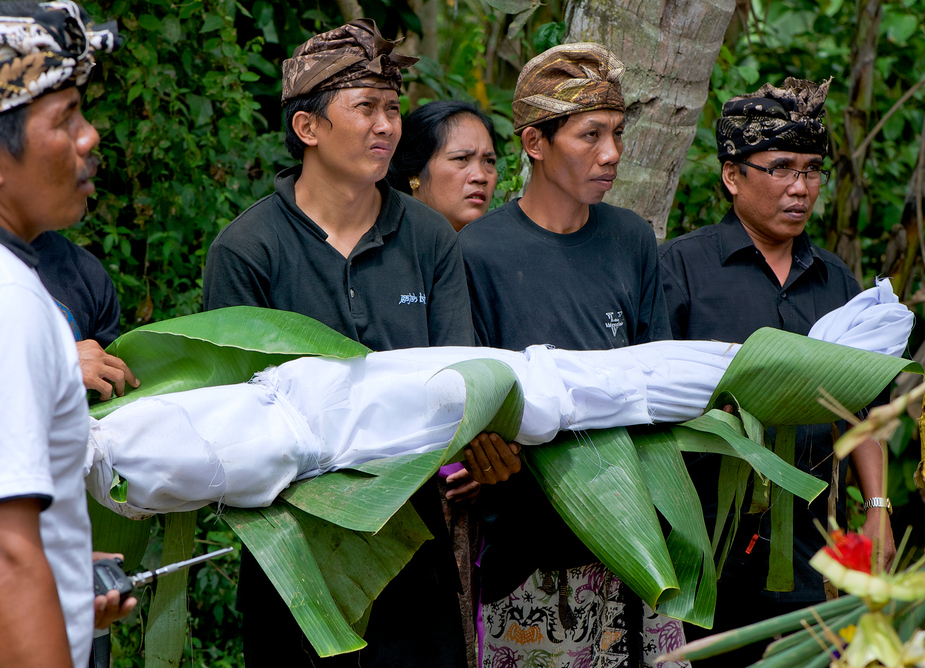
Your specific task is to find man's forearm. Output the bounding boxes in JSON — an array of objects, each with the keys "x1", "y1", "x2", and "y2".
[{"x1": 0, "y1": 499, "x2": 73, "y2": 667}]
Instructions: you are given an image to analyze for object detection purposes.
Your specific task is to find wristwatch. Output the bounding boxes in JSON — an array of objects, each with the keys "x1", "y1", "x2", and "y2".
[{"x1": 861, "y1": 497, "x2": 892, "y2": 515}]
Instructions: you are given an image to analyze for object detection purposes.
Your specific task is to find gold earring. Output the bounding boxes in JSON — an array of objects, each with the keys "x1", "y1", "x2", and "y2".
[{"x1": 409, "y1": 176, "x2": 420, "y2": 190}]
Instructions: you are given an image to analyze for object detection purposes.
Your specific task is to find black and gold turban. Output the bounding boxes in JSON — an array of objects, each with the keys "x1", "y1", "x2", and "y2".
[
  {"x1": 281, "y1": 19, "x2": 418, "y2": 104},
  {"x1": 0, "y1": 1, "x2": 119, "y2": 113},
  {"x1": 513, "y1": 43, "x2": 625, "y2": 136},
  {"x1": 716, "y1": 77, "x2": 831, "y2": 162}
]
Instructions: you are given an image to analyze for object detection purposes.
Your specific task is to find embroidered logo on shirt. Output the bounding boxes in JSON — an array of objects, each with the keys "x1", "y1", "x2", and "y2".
[
  {"x1": 604, "y1": 311, "x2": 625, "y2": 337},
  {"x1": 398, "y1": 292, "x2": 427, "y2": 305}
]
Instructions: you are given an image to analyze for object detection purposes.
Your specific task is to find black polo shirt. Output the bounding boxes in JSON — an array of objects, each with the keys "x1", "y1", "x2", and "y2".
[
  {"x1": 203, "y1": 165, "x2": 474, "y2": 349},
  {"x1": 659, "y1": 209, "x2": 861, "y2": 603}
]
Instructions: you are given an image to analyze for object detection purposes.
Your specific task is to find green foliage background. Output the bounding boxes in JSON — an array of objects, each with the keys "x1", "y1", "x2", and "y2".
[{"x1": 69, "y1": 0, "x2": 924, "y2": 664}]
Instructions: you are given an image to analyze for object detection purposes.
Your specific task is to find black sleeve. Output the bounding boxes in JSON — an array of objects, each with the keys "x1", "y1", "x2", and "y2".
[
  {"x1": 658, "y1": 244, "x2": 690, "y2": 341},
  {"x1": 426, "y1": 232, "x2": 475, "y2": 347},
  {"x1": 636, "y1": 233, "x2": 672, "y2": 343}
]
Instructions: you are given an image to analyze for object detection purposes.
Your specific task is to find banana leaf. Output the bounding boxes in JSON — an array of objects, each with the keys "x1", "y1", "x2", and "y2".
[
  {"x1": 145, "y1": 512, "x2": 197, "y2": 668},
  {"x1": 631, "y1": 427, "x2": 717, "y2": 628},
  {"x1": 87, "y1": 493, "x2": 150, "y2": 570},
  {"x1": 224, "y1": 504, "x2": 366, "y2": 656},
  {"x1": 296, "y1": 501, "x2": 433, "y2": 627},
  {"x1": 709, "y1": 328, "x2": 920, "y2": 425},
  {"x1": 525, "y1": 427, "x2": 680, "y2": 609},
  {"x1": 90, "y1": 306, "x2": 369, "y2": 419},
  {"x1": 282, "y1": 358, "x2": 524, "y2": 532}
]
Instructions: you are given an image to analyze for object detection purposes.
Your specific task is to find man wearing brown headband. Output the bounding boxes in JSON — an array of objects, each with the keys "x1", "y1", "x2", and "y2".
[
  {"x1": 203, "y1": 19, "x2": 472, "y2": 667},
  {"x1": 459, "y1": 44, "x2": 681, "y2": 667},
  {"x1": 659, "y1": 78, "x2": 894, "y2": 665}
]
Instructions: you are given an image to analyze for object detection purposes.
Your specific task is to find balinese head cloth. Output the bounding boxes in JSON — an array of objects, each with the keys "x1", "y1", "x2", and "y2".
[
  {"x1": 716, "y1": 77, "x2": 831, "y2": 162},
  {"x1": 512, "y1": 42, "x2": 625, "y2": 136},
  {"x1": 0, "y1": 1, "x2": 119, "y2": 113},
  {"x1": 281, "y1": 18, "x2": 418, "y2": 105}
]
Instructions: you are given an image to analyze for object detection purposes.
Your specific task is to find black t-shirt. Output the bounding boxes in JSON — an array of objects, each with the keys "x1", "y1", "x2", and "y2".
[
  {"x1": 32, "y1": 231, "x2": 121, "y2": 346},
  {"x1": 204, "y1": 166, "x2": 474, "y2": 349},
  {"x1": 459, "y1": 199, "x2": 671, "y2": 601},
  {"x1": 658, "y1": 209, "x2": 862, "y2": 603},
  {"x1": 460, "y1": 199, "x2": 670, "y2": 350}
]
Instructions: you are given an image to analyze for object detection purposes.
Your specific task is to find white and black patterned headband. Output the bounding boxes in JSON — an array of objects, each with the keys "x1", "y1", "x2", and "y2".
[{"x1": 0, "y1": 1, "x2": 120, "y2": 112}]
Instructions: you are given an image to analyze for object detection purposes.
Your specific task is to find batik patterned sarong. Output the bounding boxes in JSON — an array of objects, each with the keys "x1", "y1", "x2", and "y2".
[{"x1": 480, "y1": 563, "x2": 690, "y2": 668}]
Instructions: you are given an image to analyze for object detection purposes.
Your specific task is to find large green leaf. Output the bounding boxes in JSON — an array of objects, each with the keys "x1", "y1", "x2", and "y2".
[
  {"x1": 224, "y1": 505, "x2": 366, "y2": 656},
  {"x1": 767, "y1": 425, "x2": 796, "y2": 592},
  {"x1": 680, "y1": 412, "x2": 827, "y2": 503},
  {"x1": 710, "y1": 328, "x2": 921, "y2": 425},
  {"x1": 145, "y1": 512, "x2": 197, "y2": 668},
  {"x1": 90, "y1": 307, "x2": 368, "y2": 418},
  {"x1": 295, "y1": 501, "x2": 433, "y2": 626},
  {"x1": 282, "y1": 358, "x2": 524, "y2": 532},
  {"x1": 526, "y1": 427, "x2": 679, "y2": 609},
  {"x1": 87, "y1": 493, "x2": 151, "y2": 570},
  {"x1": 631, "y1": 427, "x2": 717, "y2": 628}
]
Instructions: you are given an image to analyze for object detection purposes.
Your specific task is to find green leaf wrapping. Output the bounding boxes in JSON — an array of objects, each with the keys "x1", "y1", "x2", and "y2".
[
  {"x1": 709, "y1": 328, "x2": 921, "y2": 426},
  {"x1": 282, "y1": 358, "x2": 524, "y2": 533},
  {"x1": 90, "y1": 306, "x2": 369, "y2": 419},
  {"x1": 224, "y1": 505, "x2": 366, "y2": 656},
  {"x1": 631, "y1": 427, "x2": 717, "y2": 627},
  {"x1": 767, "y1": 425, "x2": 796, "y2": 592},
  {"x1": 87, "y1": 493, "x2": 151, "y2": 570},
  {"x1": 681, "y1": 412, "x2": 827, "y2": 503},
  {"x1": 144, "y1": 512, "x2": 197, "y2": 668},
  {"x1": 525, "y1": 427, "x2": 679, "y2": 609}
]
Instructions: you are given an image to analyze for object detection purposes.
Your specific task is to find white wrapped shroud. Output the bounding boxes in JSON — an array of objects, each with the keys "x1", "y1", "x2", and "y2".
[{"x1": 84, "y1": 280, "x2": 912, "y2": 517}]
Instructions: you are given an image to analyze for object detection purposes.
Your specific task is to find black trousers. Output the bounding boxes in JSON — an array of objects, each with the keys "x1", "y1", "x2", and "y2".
[{"x1": 239, "y1": 484, "x2": 468, "y2": 667}]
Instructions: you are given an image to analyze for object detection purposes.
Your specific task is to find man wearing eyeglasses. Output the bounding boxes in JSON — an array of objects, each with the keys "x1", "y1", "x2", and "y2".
[{"x1": 659, "y1": 78, "x2": 894, "y2": 665}]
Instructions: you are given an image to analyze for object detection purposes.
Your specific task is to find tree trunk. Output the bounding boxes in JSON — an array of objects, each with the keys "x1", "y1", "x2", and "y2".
[
  {"x1": 565, "y1": 0, "x2": 736, "y2": 240},
  {"x1": 405, "y1": 0, "x2": 440, "y2": 107},
  {"x1": 827, "y1": 0, "x2": 882, "y2": 282},
  {"x1": 336, "y1": 0, "x2": 363, "y2": 22}
]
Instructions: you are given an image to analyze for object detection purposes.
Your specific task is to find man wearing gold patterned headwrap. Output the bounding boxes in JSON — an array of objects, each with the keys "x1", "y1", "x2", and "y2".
[
  {"x1": 659, "y1": 77, "x2": 893, "y2": 666},
  {"x1": 203, "y1": 19, "x2": 472, "y2": 667},
  {"x1": 458, "y1": 44, "x2": 683, "y2": 667}
]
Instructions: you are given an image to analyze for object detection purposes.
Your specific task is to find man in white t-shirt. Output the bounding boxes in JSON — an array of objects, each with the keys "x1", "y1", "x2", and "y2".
[{"x1": 0, "y1": 3, "x2": 132, "y2": 666}]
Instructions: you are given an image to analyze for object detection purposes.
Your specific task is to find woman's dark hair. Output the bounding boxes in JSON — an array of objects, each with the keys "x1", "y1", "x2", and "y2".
[
  {"x1": 283, "y1": 88, "x2": 339, "y2": 161},
  {"x1": 388, "y1": 100, "x2": 496, "y2": 194}
]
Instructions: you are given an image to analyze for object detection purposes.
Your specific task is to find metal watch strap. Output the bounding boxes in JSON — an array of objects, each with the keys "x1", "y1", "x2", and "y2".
[{"x1": 861, "y1": 497, "x2": 892, "y2": 515}]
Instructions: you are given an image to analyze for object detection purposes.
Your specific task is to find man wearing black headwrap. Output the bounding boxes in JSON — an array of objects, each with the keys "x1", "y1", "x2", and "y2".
[
  {"x1": 659, "y1": 78, "x2": 894, "y2": 665},
  {"x1": 204, "y1": 19, "x2": 472, "y2": 667},
  {"x1": 0, "y1": 2, "x2": 131, "y2": 666}
]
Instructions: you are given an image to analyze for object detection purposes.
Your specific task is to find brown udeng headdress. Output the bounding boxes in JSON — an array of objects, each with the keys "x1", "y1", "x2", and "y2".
[
  {"x1": 513, "y1": 42, "x2": 626, "y2": 135},
  {"x1": 281, "y1": 19, "x2": 418, "y2": 104}
]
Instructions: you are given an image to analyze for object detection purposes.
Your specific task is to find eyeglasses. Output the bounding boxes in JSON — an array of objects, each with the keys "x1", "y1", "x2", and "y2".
[{"x1": 740, "y1": 160, "x2": 830, "y2": 186}]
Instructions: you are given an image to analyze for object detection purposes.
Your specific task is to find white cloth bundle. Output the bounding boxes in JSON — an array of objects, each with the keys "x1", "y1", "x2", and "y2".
[{"x1": 84, "y1": 282, "x2": 912, "y2": 518}]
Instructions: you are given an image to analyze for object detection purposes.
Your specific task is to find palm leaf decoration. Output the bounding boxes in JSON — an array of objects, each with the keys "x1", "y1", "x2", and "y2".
[{"x1": 88, "y1": 309, "x2": 919, "y2": 654}]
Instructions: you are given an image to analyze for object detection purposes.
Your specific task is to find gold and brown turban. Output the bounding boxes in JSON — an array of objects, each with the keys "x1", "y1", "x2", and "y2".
[
  {"x1": 512, "y1": 42, "x2": 625, "y2": 136},
  {"x1": 0, "y1": 1, "x2": 120, "y2": 113},
  {"x1": 281, "y1": 18, "x2": 418, "y2": 105},
  {"x1": 716, "y1": 77, "x2": 830, "y2": 162}
]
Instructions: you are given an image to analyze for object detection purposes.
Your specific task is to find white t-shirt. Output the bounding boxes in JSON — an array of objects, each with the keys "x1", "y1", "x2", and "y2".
[{"x1": 0, "y1": 242, "x2": 93, "y2": 667}]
